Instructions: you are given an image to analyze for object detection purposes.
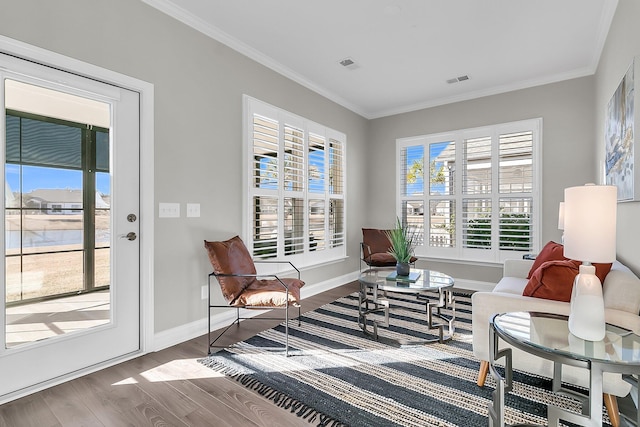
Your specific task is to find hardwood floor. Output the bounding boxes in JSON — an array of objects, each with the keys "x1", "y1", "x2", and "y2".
[{"x1": 0, "y1": 281, "x2": 359, "y2": 427}]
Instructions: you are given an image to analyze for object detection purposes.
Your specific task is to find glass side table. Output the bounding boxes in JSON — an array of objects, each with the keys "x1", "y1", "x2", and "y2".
[{"x1": 489, "y1": 311, "x2": 640, "y2": 427}]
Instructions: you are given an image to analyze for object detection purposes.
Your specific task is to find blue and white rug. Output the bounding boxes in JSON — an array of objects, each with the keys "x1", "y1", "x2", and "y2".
[{"x1": 200, "y1": 292, "x2": 610, "y2": 426}]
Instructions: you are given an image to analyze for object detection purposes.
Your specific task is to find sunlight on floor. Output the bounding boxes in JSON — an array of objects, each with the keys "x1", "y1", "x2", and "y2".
[
  {"x1": 5, "y1": 290, "x2": 110, "y2": 347},
  {"x1": 112, "y1": 358, "x2": 225, "y2": 386}
]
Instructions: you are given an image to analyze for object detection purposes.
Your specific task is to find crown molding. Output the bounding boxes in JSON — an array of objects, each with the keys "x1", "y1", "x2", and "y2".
[{"x1": 141, "y1": 0, "x2": 369, "y2": 118}]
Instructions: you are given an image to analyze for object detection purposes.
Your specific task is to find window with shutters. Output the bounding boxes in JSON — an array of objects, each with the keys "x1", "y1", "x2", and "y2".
[
  {"x1": 245, "y1": 96, "x2": 346, "y2": 266},
  {"x1": 396, "y1": 119, "x2": 541, "y2": 263}
]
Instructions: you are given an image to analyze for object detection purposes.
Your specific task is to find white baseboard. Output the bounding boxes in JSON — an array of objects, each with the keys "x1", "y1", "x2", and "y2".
[
  {"x1": 152, "y1": 271, "x2": 491, "y2": 351},
  {"x1": 152, "y1": 270, "x2": 359, "y2": 352}
]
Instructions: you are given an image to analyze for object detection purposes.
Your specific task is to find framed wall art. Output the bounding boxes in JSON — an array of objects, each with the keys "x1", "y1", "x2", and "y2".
[{"x1": 605, "y1": 56, "x2": 640, "y2": 202}]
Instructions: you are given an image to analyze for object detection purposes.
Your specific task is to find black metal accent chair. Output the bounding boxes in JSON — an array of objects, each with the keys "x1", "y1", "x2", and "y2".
[{"x1": 204, "y1": 236, "x2": 304, "y2": 357}]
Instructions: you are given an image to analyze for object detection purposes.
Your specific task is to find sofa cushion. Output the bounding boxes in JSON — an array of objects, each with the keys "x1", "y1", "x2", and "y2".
[
  {"x1": 527, "y1": 241, "x2": 613, "y2": 284},
  {"x1": 523, "y1": 259, "x2": 581, "y2": 302},
  {"x1": 204, "y1": 236, "x2": 256, "y2": 304},
  {"x1": 493, "y1": 276, "x2": 528, "y2": 295},
  {"x1": 603, "y1": 262, "x2": 640, "y2": 314}
]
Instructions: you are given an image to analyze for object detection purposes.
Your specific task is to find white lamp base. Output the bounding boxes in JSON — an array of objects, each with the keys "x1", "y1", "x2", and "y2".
[{"x1": 568, "y1": 264, "x2": 606, "y2": 342}]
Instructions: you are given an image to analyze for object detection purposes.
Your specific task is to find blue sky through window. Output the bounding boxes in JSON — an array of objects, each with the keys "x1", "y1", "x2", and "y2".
[{"x1": 6, "y1": 164, "x2": 111, "y2": 195}]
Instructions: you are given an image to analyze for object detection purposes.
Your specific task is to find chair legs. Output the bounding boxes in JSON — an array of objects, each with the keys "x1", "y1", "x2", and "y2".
[
  {"x1": 208, "y1": 305, "x2": 302, "y2": 357},
  {"x1": 476, "y1": 360, "x2": 621, "y2": 426},
  {"x1": 477, "y1": 360, "x2": 489, "y2": 387},
  {"x1": 603, "y1": 394, "x2": 620, "y2": 427}
]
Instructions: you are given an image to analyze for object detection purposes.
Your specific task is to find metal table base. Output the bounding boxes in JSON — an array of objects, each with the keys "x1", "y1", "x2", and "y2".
[{"x1": 357, "y1": 280, "x2": 455, "y2": 344}]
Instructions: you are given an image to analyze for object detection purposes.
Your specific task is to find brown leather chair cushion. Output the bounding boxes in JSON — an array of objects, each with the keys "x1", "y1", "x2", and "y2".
[
  {"x1": 368, "y1": 253, "x2": 397, "y2": 267},
  {"x1": 232, "y1": 277, "x2": 304, "y2": 307},
  {"x1": 362, "y1": 228, "x2": 392, "y2": 259},
  {"x1": 204, "y1": 236, "x2": 256, "y2": 304}
]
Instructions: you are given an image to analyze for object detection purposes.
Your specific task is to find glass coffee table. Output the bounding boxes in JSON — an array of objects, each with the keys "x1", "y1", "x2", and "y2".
[
  {"x1": 357, "y1": 267, "x2": 455, "y2": 344},
  {"x1": 489, "y1": 311, "x2": 640, "y2": 427}
]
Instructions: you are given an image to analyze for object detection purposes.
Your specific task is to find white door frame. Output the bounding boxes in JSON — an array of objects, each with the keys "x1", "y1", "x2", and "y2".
[{"x1": 0, "y1": 35, "x2": 154, "y2": 403}]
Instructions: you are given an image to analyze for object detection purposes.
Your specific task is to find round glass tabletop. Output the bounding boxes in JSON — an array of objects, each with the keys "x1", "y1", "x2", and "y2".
[
  {"x1": 493, "y1": 311, "x2": 640, "y2": 366},
  {"x1": 358, "y1": 268, "x2": 454, "y2": 294}
]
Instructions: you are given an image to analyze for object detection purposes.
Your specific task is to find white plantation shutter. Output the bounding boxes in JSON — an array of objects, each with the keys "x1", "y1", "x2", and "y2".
[
  {"x1": 499, "y1": 131, "x2": 533, "y2": 194},
  {"x1": 245, "y1": 96, "x2": 346, "y2": 265},
  {"x1": 252, "y1": 115, "x2": 278, "y2": 189},
  {"x1": 329, "y1": 138, "x2": 345, "y2": 248},
  {"x1": 329, "y1": 199, "x2": 344, "y2": 248},
  {"x1": 253, "y1": 196, "x2": 278, "y2": 259},
  {"x1": 429, "y1": 200, "x2": 454, "y2": 248},
  {"x1": 284, "y1": 124, "x2": 304, "y2": 192},
  {"x1": 499, "y1": 197, "x2": 533, "y2": 251},
  {"x1": 397, "y1": 118, "x2": 541, "y2": 263},
  {"x1": 463, "y1": 136, "x2": 491, "y2": 195},
  {"x1": 462, "y1": 199, "x2": 491, "y2": 249},
  {"x1": 308, "y1": 199, "x2": 325, "y2": 250},
  {"x1": 308, "y1": 133, "x2": 325, "y2": 193}
]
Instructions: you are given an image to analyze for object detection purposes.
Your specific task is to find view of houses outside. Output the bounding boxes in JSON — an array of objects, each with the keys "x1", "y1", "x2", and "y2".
[{"x1": 5, "y1": 119, "x2": 111, "y2": 304}]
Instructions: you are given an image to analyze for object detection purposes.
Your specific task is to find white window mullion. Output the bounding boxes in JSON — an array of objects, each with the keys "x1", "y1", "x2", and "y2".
[{"x1": 491, "y1": 130, "x2": 500, "y2": 261}]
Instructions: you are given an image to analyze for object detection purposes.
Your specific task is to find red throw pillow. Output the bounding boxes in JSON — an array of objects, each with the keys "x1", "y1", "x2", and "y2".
[
  {"x1": 523, "y1": 259, "x2": 581, "y2": 302},
  {"x1": 526, "y1": 241, "x2": 613, "y2": 283},
  {"x1": 527, "y1": 241, "x2": 566, "y2": 278}
]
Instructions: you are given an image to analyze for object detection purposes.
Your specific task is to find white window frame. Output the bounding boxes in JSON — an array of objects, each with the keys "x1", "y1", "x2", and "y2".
[
  {"x1": 396, "y1": 118, "x2": 542, "y2": 264},
  {"x1": 243, "y1": 95, "x2": 347, "y2": 269}
]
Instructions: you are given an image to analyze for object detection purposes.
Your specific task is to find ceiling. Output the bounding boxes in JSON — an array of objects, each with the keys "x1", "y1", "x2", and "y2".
[{"x1": 143, "y1": 0, "x2": 618, "y2": 119}]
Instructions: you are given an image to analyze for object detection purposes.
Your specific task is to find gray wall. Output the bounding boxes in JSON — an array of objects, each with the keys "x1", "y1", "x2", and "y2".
[
  {"x1": 0, "y1": 0, "x2": 369, "y2": 333},
  {"x1": 595, "y1": 0, "x2": 640, "y2": 274},
  {"x1": 1, "y1": 0, "x2": 637, "y2": 336},
  {"x1": 367, "y1": 77, "x2": 596, "y2": 283}
]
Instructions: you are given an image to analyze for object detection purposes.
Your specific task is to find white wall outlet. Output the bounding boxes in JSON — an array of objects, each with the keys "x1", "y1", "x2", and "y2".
[
  {"x1": 158, "y1": 202, "x2": 180, "y2": 218},
  {"x1": 186, "y1": 203, "x2": 200, "y2": 218},
  {"x1": 201, "y1": 285, "x2": 208, "y2": 300}
]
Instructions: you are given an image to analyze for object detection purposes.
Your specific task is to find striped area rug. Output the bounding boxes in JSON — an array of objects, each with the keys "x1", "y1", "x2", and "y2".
[{"x1": 200, "y1": 292, "x2": 610, "y2": 426}]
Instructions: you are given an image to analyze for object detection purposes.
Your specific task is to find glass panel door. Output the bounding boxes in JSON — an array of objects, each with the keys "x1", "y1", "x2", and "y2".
[
  {"x1": 5, "y1": 81, "x2": 112, "y2": 347},
  {"x1": 0, "y1": 52, "x2": 140, "y2": 400}
]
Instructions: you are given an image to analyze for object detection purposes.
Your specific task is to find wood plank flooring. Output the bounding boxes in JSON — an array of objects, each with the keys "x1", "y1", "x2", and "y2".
[{"x1": 0, "y1": 282, "x2": 359, "y2": 427}]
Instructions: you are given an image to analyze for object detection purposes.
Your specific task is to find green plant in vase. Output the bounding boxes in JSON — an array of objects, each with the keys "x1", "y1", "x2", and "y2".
[{"x1": 386, "y1": 218, "x2": 417, "y2": 276}]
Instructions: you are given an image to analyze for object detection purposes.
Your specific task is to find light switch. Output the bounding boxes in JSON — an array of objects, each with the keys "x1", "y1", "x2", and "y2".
[
  {"x1": 159, "y1": 202, "x2": 180, "y2": 218},
  {"x1": 186, "y1": 203, "x2": 200, "y2": 218}
]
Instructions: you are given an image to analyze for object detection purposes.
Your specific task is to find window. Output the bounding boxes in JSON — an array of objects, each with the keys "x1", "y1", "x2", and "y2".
[
  {"x1": 397, "y1": 119, "x2": 541, "y2": 263},
  {"x1": 6, "y1": 109, "x2": 110, "y2": 303},
  {"x1": 244, "y1": 96, "x2": 346, "y2": 266}
]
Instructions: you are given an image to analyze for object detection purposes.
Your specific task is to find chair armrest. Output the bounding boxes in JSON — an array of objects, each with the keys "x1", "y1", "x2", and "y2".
[
  {"x1": 503, "y1": 259, "x2": 534, "y2": 279},
  {"x1": 361, "y1": 242, "x2": 372, "y2": 259},
  {"x1": 209, "y1": 271, "x2": 292, "y2": 290}
]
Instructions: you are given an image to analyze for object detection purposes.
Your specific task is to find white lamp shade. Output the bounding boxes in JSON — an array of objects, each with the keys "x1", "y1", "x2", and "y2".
[
  {"x1": 557, "y1": 202, "x2": 565, "y2": 230},
  {"x1": 563, "y1": 184, "x2": 616, "y2": 263}
]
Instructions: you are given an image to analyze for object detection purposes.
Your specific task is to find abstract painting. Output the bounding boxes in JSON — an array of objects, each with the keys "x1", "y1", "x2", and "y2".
[{"x1": 605, "y1": 58, "x2": 637, "y2": 201}]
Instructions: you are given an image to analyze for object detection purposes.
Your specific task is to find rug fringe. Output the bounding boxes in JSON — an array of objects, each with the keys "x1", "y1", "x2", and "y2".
[{"x1": 201, "y1": 358, "x2": 347, "y2": 427}]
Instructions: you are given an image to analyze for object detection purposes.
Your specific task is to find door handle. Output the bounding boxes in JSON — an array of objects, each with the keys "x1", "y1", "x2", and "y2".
[{"x1": 121, "y1": 232, "x2": 137, "y2": 241}]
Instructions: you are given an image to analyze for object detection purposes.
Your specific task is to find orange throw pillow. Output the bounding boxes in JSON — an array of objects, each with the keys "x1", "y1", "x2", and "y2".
[
  {"x1": 527, "y1": 241, "x2": 566, "y2": 278},
  {"x1": 526, "y1": 241, "x2": 613, "y2": 284},
  {"x1": 523, "y1": 259, "x2": 581, "y2": 302}
]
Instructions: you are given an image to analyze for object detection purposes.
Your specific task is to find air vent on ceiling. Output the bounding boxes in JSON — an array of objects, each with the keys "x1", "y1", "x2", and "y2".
[
  {"x1": 338, "y1": 57, "x2": 359, "y2": 70},
  {"x1": 447, "y1": 75, "x2": 470, "y2": 84}
]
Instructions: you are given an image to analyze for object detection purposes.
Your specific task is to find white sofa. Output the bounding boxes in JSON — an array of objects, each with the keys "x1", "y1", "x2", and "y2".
[{"x1": 472, "y1": 259, "x2": 640, "y2": 426}]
